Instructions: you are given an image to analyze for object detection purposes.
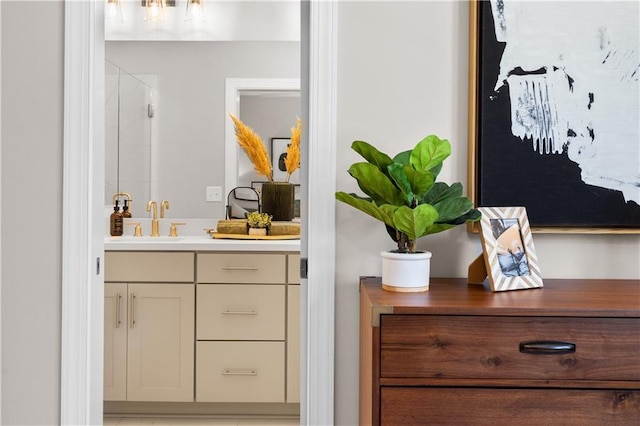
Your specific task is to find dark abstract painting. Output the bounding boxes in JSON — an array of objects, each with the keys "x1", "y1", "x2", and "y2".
[{"x1": 471, "y1": 0, "x2": 639, "y2": 231}]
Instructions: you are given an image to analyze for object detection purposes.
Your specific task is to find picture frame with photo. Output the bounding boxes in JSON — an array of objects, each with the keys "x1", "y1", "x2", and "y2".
[
  {"x1": 271, "y1": 137, "x2": 300, "y2": 184},
  {"x1": 477, "y1": 207, "x2": 543, "y2": 292}
]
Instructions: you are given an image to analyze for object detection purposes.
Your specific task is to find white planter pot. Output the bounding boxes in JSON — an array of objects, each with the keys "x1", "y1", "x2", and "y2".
[{"x1": 380, "y1": 250, "x2": 432, "y2": 292}]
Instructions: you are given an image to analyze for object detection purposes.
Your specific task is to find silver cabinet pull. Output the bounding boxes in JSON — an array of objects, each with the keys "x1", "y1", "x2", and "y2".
[
  {"x1": 130, "y1": 293, "x2": 136, "y2": 328},
  {"x1": 222, "y1": 266, "x2": 259, "y2": 271},
  {"x1": 115, "y1": 293, "x2": 122, "y2": 328},
  {"x1": 222, "y1": 369, "x2": 257, "y2": 376},
  {"x1": 222, "y1": 310, "x2": 258, "y2": 315}
]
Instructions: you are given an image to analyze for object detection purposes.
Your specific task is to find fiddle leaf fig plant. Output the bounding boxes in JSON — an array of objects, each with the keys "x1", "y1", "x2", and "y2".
[{"x1": 336, "y1": 135, "x2": 481, "y2": 253}]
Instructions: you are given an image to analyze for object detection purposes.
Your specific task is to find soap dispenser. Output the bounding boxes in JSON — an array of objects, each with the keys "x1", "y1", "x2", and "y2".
[
  {"x1": 122, "y1": 199, "x2": 132, "y2": 218},
  {"x1": 110, "y1": 200, "x2": 124, "y2": 236}
]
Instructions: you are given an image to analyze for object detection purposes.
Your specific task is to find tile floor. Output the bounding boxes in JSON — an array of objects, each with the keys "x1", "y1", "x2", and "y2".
[{"x1": 104, "y1": 417, "x2": 299, "y2": 426}]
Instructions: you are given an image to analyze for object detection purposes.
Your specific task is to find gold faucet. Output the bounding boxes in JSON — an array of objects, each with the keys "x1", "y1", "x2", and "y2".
[
  {"x1": 113, "y1": 192, "x2": 132, "y2": 209},
  {"x1": 160, "y1": 200, "x2": 170, "y2": 218},
  {"x1": 146, "y1": 200, "x2": 160, "y2": 237}
]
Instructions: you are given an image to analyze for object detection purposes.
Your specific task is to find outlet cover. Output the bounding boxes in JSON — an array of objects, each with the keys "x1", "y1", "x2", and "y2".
[{"x1": 206, "y1": 186, "x2": 222, "y2": 202}]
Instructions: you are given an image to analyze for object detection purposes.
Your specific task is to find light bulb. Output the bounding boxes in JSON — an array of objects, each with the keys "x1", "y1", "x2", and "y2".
[
  {"x1": 185, "y1": 0, "x2": 205, "y2": 22},
  {"x1": 106, "y1": 0, "x2": 123, "y2": 23}
]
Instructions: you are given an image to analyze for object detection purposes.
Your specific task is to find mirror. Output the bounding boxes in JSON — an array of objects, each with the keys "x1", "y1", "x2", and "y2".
[
  {"x1": 224, "y1": 78, "x2": 301, "y2": 201},
  {"x1": 104, "y1": 2, "x2": 300, "y2": 219}
]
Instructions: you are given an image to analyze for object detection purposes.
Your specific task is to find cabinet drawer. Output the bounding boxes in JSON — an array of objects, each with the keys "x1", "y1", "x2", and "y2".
[
  {"x1": 196, "y1": 341, "x2": 284, "y2": 403},
  {"x1": 381, "y1": 387, "x2": 640, "y2": 425},
  {"x1": 288, "y1": 254, "x2": 300, "y2": 284},
  {"x1": 381, "y1": 315, "x2": 640, "y2": 381},
  {"x1": 105, "y1": 252, "x2": 194, "y2": 282},
  {"x1": 196, "y1": 284, "x2": 285, "y2": 340},
  {"x1": 197, "y1": 253, "x2": 285, "y2": 284}
]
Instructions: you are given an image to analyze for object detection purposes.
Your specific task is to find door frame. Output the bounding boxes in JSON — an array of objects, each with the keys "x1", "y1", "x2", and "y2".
[{"x1": 60, "y1": 1, "x2": 337, "y2": 425}]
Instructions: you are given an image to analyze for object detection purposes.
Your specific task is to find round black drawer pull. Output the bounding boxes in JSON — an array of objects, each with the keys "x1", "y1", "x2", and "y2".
[{"x1": 519, "y1": 341, "x2": 576, "y2": 354}]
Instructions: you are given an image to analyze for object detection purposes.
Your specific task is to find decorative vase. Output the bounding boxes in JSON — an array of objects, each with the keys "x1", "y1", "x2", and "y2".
[
  {"x1": 380, "y1": 250, "x2": 432, "y2": 292},
  {"x1": 261, "y1": 181, "x2": 295, "y2": 221},
  {"x1": 248, "y1": 227, "x2": 267, "y2": 236}
]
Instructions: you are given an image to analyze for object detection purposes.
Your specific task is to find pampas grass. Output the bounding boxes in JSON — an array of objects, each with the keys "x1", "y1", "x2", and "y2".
[
  {"x1": 230, "y1": 114, "x2": 273, "y2": 181},
  {"x1": 285, "y1": 117, "x2": 301, "y2": 182}
]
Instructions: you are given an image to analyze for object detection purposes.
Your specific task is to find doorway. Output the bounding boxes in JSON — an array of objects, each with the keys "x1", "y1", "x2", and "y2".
[{"x1": 61, "y1": 1, "x2": 337, "y2": 425}]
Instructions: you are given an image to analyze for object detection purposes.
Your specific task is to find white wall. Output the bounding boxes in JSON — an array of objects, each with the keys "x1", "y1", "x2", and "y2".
[
  {"x1": 334, "y1": 2, "x2": 640, "y2": 425},
  {"x1": 106, "y1": 41, "x2": 300, "y2": 218},
  {"x1": 1, "y1": 1, "x2": 63, "y2": 424}
]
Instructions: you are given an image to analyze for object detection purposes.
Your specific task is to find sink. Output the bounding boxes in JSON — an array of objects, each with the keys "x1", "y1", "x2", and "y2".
[{"x1": 108, "y1": 236, "x2": 185, "y2": 242}]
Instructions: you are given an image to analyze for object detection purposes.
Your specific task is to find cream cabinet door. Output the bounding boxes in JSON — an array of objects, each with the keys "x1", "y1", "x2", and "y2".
[
  {"x1": 104, "y1": 283, "x2": 127, "y2": 401},
  {"x1": 287, "y1": 284, "x2": 300, "y2": 403},
  {"x1": 126, "y1": 283, "x2": 195, "y2": 401}
]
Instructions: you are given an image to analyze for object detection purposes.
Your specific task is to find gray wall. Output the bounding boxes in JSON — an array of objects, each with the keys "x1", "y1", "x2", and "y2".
[
  {"x1": 1, "y1": 1, "x2": 63, "y2": 424},
  {"x1": 105, "y1": 41, "x2": 300, "y2": 219}
]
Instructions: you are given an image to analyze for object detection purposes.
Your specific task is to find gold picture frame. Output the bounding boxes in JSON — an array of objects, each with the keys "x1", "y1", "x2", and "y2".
[{"x1": 477, "y1": 207, "x2": 543, "y2": 292}]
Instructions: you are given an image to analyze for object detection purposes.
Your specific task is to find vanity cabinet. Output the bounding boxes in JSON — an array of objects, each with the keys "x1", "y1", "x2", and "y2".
[
  {"x1": 104, "y1": 252, "x2": 195, "y2": 402},
  {"x1": 195, "y1": 252, "x2": 295, "y2": 403},
  {"x1": 104, "y1": 249, "x2": 300, "y2": 411},
  {"x1": 360, "y1": 277, "x2": 640, "y2": 425}
]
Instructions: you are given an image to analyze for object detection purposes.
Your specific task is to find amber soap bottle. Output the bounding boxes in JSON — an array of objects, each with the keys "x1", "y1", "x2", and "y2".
[
  {"x1": 110, "y1": 200, "x2": 124, "y2": 236},
  {"x1": 122, "y1": 199, "x2": 132, "y2": 218}
]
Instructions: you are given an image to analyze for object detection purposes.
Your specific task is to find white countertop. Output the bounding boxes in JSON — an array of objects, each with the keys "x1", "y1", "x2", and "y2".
[{"x1": 104, "y1": 235, "x2": 300, "y2": 252}]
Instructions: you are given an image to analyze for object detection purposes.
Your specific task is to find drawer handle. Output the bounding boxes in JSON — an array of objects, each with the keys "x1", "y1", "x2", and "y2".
[
  {"x1": 519, "y1": 341, "x2": 576, "y2": 354},
  {"x1": 222, "y1": 310, "x2": 258, "y2": 316},
  {"x1": 222, "y1": 266, "x2": 259, "y2": 271},
  {"x1": 222, "y1": 369, "x2": 257, "y2": 376}
]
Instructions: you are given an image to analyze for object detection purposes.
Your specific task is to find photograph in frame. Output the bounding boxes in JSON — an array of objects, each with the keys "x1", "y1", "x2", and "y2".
[
  {"x1": 478, "y1": 207, "x2": 543, "y2": 292},
  {"x1": 468, "y1": 0, "x2": 640, "y2": 233},
  {"x1": 271, "y1": 137, "x2": 300, "y2": 184}
]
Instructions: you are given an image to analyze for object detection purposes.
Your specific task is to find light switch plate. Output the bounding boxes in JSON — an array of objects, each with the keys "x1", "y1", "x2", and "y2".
[{"x1": 206, "y1": 186, "x2": 222, "y2": 202}]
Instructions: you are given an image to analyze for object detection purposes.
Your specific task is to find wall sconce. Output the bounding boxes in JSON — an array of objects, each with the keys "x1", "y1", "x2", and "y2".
[
  {"x1": 185, "y1": 0, "x2": 205, "y2": 22},
  {"x1": 142, "y1": 0, "x2": 176, "y2": 23},
  {"x1": 106, "y1": 0, "x2": 123, "y2": 23}
]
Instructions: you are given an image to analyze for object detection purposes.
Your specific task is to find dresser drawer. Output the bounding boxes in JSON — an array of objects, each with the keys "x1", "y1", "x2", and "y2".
[
  {"x1": 381, "y1": 315, "x2": 640, "y2": 381},
  {"x1": 381, "y1": 387, "x2": 640, "y2": 425},
  {"x1": 105, "y1": 252, "x2": 194, "y2": 282},
  {"x1": 196, "y1": 341, "x2": 284, "y2": 403},
  {"x1": 197, "y1": 253, "x2": 286, "y2": 284},
  {"x1": 196, "y1": 284, "x2": 285, "y2": 340}
]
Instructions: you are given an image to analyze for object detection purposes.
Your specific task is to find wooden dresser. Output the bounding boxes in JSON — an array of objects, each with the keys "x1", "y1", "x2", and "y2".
[{"x1": 359, "y1": 277, "x2": 640, "y2": 425}]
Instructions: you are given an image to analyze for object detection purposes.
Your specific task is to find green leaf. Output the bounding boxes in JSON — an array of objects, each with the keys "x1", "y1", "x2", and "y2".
[
  {"x1": 418, "y1": 223, "x2": 457, "y2": 238},
  {"x1": 335, "y1": 192, "x2": 395, "y2": 228},
  {"x1": 424, "y1": 182, "x2": 463, "y2": 205},
  {"x1": 404, "y1": 167, "x2": 436, "y2": 200},
  {"x1": 348, "y1": 163, "x2": 406, "y2": 206},
  {"x1": 441, "y1": 208, "x2": 482, "y2": 225},
  {"x1": 392, "y1": 149, "x2": 412, "y2": 165},
  {"x1": 351, "y1": 141, "x2": 394, "y2": 174},
  {"x1": 433, "y1": 197, "x2": 474, "y2": 223},
  {"x1": 410, "y1": 135, "x2": 451, "y2": 172},
  {"x1": 391, "y1": 204, "x2": 438, "y2": 242},
  {"x1": 387, "y1": 163, "x2": 414, "y2": 205}
]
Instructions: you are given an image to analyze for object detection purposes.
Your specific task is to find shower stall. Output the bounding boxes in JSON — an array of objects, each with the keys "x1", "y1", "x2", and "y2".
[{"x1": 105, "y1": 60, "x2": 157, "y2": 218}]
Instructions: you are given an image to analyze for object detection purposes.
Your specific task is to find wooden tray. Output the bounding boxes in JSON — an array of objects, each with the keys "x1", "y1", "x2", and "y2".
[{"x1": 210, "y1": 233, "x2": 300, "y2": 240}]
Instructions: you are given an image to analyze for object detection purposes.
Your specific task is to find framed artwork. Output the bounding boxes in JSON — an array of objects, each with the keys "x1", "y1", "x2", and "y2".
[
  {"x1": 271, "y1": 137, "x2": 300, "y2": 184},
  {"x1": 478, "y1": 207, "x2": 543, "y2": 292},
  {"x1": 468, "y1": 0, "x2": 640, "y2": 233}
]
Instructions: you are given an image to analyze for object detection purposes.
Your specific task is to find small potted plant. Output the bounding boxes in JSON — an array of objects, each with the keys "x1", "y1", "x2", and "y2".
[
  {"x1": 246, "y1": 211, "x2": 272, "y2": 236},
  {"x1": 335, "y1": 134, "x2": 481, "y2": 292}
]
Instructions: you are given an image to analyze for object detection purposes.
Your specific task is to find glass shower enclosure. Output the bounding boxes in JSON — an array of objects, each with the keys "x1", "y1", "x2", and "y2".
[{"x1": 105, "y1": 60, "x2": 156, "y2": 218}]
